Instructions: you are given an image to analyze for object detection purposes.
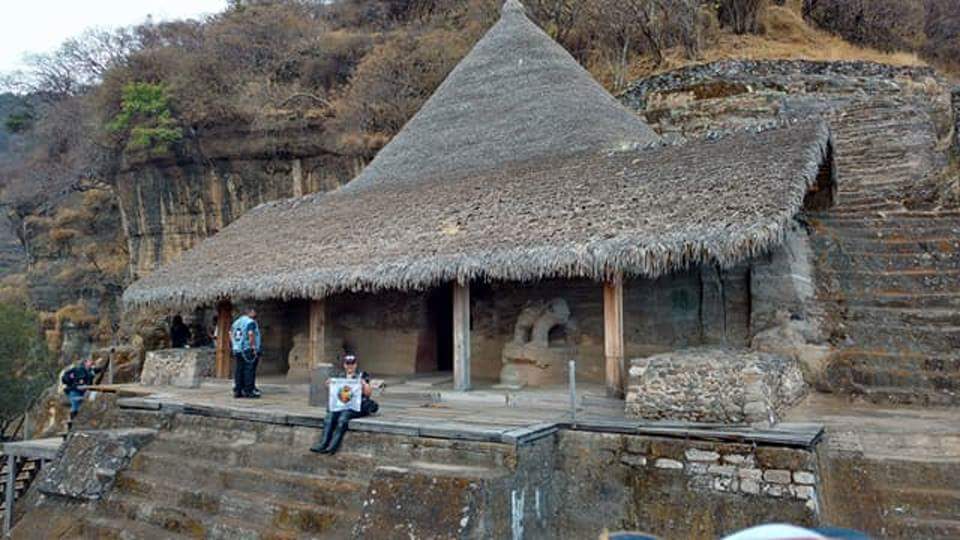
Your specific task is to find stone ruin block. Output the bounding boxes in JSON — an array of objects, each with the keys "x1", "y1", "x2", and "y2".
[
  {"x1": 37, "y1": 428, "x2": 157, "y2": 501},
  {"x1": 140, "y1": 348, "x2": 215, "y2": 388},
  {"x1": 625, "y1": 347, "x2": 807, "y2": 425}
]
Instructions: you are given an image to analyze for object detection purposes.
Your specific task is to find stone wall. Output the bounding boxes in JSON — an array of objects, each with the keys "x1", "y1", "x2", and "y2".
[
  {"x1": 325, "y1": 289, "x2": 428, "y2": 375},
  {"x1": 626, "y1": 348, "x2": 807, "y2": 423},
  {"x1": 140, "y1": 348, "x2": 214, "y2": 388},
  {"x1": 553, "y1": 430, "x2": 820, "y2": 539}
]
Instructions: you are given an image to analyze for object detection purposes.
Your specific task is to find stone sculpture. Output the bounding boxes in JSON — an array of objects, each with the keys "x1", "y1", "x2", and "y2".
[{"x1": 498, "y1": 298, "x2": 578, "y2": 388}]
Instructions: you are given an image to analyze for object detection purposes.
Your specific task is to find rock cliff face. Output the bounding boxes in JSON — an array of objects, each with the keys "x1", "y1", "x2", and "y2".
[
  {"x1": 623, "y1": 59, "x2": 958, "y2": 406},
  {"x1": 116, "y1": 123, "x2": 357, "y2": 278}
]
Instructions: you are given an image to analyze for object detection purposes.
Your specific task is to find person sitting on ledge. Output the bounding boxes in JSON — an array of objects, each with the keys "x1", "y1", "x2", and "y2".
[{"x1": 310, "y1": 353, "x2": 378, "y2": 454}]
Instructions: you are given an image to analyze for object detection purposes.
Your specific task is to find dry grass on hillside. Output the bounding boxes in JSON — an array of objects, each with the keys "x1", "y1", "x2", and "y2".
[{"x1": 622, "y1": 2, "x2": 924, "y2": 82}]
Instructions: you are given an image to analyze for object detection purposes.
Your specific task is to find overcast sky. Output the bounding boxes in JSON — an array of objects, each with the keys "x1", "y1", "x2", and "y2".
[{"x1": 0, "y1": 0, "x2": 228, "y2": 74}]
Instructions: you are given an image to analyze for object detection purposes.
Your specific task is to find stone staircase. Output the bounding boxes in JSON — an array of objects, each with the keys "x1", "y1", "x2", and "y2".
[
  {"x1": 68, "y1": 411, "x2": 517, "y2": 539},
  {"x1": 808, "y1": 97, "x2": 960, "y2": 406}
]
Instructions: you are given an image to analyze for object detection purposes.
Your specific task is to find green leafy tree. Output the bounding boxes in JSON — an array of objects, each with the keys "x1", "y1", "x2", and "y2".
[
  {"x1": 0, "y1": 304, "x2": 55, "y2": 439},
  {"x1": 107, "y1": 82, "x2": 183, "y2": 153}
]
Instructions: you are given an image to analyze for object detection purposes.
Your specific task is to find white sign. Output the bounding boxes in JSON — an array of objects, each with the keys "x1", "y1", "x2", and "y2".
[{"x1": 328, "y1": 378, "x2": 362, "y2": 412}]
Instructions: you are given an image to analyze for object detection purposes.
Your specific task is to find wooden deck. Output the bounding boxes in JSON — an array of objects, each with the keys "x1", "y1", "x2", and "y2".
[{"x1": 106, "y1": 378, "x2": 824, "y2": 448}]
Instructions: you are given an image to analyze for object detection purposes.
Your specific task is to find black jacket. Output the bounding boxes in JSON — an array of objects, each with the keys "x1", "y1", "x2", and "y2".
[{"x1": 62, "y1": 365, "x2": 98, "y2": 393}]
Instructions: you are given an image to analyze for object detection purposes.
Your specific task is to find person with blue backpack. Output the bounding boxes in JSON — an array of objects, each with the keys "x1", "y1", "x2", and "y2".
[{"x1": 231, "y1": 307, "x2": 262, "y2": 398}]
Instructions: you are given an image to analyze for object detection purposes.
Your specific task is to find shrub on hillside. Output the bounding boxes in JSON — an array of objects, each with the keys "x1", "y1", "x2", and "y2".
[
  {"x1": 107, "y1": 82, "x2": 183, "y2": 153},
  {"x1": 0, "y1": 304, "x2": 54, "y2": 437}
]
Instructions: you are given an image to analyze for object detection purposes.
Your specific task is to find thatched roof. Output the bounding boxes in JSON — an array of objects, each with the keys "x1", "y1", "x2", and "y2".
[
  {"x1": 125, "y1": 120, "x2": 832, "y2": 309},
  {"x1": 123, "y1": 1, "x2": 835, "y2": 310},
  {"x1": 344, "y1": 0, "x2": 660, "y2": 193}
]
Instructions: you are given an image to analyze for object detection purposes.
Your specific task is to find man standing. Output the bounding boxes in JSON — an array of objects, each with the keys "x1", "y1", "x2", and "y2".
[
  {"x1": 230, "y1": 307, "x2": 262, "y2": 398},
  {"x1": 310, "y1": 353, "x2": 377, "y2": 454},
  {"x1": 61, "y1": 357, "x2": 99, "y2": 420}
]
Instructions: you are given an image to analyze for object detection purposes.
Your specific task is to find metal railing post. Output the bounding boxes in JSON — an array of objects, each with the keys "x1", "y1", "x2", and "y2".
[
  {"x1": 568, "y1": 359, "x2": 577, "y2": 427},
  {"x1": 3, "y1": 453, "x2": 16, "y2": 537}
]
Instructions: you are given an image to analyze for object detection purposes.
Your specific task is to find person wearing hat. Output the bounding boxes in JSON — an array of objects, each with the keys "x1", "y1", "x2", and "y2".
[{"x1": 310, "y1": 353, "x2": 378, "y2": 454}]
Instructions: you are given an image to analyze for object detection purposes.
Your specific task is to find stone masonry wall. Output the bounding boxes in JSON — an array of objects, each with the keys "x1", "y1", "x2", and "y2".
[{"x1": 554, "y1": 430, "x2": 820, "y2": 539}]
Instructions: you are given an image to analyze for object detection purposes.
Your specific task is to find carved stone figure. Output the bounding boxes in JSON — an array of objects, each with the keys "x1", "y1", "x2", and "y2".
[{"x1": 498, "y1": 298, "x2": 579, "y2": 388}]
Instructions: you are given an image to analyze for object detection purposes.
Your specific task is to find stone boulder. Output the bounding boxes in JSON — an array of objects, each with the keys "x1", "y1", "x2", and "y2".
[
  {"x1": 626, "y1": 348, "x2": 807, "y2": 425},
  {"x1": 37, "y1": 428, "x2": 157, "y2": 501},
  {"x1": 140, "y1": 348, "x2": 214, "y2": 388}
]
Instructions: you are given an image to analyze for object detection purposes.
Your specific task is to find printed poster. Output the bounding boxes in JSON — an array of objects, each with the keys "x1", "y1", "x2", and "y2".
[{"x1": 328, "y1": 378, "x2": 362, "y2": 412}]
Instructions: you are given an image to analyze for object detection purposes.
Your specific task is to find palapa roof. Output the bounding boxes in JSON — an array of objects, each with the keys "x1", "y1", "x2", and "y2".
[{"x1": 123, "y1": 1, "x2": 834, "y2": 310}]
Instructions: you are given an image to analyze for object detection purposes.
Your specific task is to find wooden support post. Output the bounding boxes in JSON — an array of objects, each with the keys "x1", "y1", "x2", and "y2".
[
  {"x1": 3, "y1": 454, "x2": 15, "y2": 536},
  {"x1": 603, "y1": 273, "x2": 625, "y2": 398},
  {"x1": 215, "y1": 301, "x2": 233, "y2": 379},
  {"x1": 453, "y1": 281, "x2": 471, "y2": 391},
  {"x1": 308, "y1": 299, "x2": 326, "y2": 368}
]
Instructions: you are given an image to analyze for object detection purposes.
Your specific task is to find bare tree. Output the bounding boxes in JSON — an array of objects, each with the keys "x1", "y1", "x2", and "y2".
[
  {"x1": 589, "y1": 0, "x2": 664, "y2": 90},
  {"x1": 718, "y1": 0, "x2": 765, "y2": 35}
]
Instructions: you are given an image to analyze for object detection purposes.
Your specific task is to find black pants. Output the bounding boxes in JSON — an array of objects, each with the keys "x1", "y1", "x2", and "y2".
[{"x1": 233, "y1": 351, "x2": 258, "y2": 395}]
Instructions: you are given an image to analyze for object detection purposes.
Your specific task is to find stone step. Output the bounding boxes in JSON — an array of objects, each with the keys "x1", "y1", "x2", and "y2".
[
  {"x1": 810, "y1": 223, "x2": 960, "y2": 239},
  {"x1": 812, "y1": 252, "x2": 960, "y2": 274},
  {"x1": 144, "y1": 435, "x2": 379, "y2": 480},
  {"x1": 819, "y1": 292, "x2": 960, "y2": 310},
  {"x1": 841, "y1": 306, "x2": 960, "y2": 327},
  {"x1": 829, "y1": 202, "x2": 909, "y2": 215},
  {"x1": 839, "y1": 321, "x2": 960, "y2": 351},
  {"x1": 101, "y1": 491, "x2": 333, "y2": 539},
  {"x1": 105, "y1": 471, "x2": 350, "y2": 537},
  {"x1": 77, "y1": 515, "x2": 189, "y2": 540},
  {"x1": 126, "y1": 449, "x2": 366, "y2": 510},
  {"x1": 848, "y1": 366, "x2": 959, "y2": 396},
  {"x1": 814, "y1": 235, "x2": 960, "y2": 254},
  {"x1": 150, "y1": 424, "x2": 515, "y2": 472},
  {"x1": 815, "y1": 270, "x2": 960, "y2": 296},
  {"x1": 810, "y1": 210, "x2": 960, "y2": 223},
  {"x1": 852, "y1": 385, "x2": 958, "y2": 407}
]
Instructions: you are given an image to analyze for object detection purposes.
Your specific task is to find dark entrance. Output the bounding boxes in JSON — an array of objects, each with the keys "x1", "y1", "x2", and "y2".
[
  {"x1": 417, "y1": 285, "x2": 454, "y2": 372},
  {"x1": 417, "y1": 285, "x2": 453, "y2": 373}
]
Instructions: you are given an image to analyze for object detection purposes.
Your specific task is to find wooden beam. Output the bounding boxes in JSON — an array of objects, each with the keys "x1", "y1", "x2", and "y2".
[
  {"x1": 453, "y1": 281, "x2": 471, "y2": 391},
  {"x1": 308, "y1": 299, "x2": 326, "y2": 368},
  {"x1": 603, "y1": 274, "x2": 625, "y2": 398},
  {"x1": 215, "y1": 301, "x2": 232, "y2": 379}
]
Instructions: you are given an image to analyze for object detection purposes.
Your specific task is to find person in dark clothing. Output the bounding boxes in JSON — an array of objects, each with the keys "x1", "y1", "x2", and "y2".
[
  {"x1": 310, "y1": 354, "x2": 378, "y2": 454},
  {"x1": 170, "y1": 315, "x2": 190, "y2": 348},
  {"x1": 230, "y1": 307, "x2": 262, "y2": 398},
  {"x1": 61, "y1": 358, "x2": 99, "y2": 419}
]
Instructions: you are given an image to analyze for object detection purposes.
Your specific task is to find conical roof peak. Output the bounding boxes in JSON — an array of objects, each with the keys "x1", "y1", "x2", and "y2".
[
  {"x1": 502, "y1": 0, "x2": 525, "y2": 15},
  {"x1": 344, "y1": 0, "x2": 659, "y2": 192}
]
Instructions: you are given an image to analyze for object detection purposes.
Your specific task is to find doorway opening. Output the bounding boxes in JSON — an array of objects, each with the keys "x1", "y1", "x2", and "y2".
[{"x1": 418, "y1": 285, "x2": 453, "y2": 372}]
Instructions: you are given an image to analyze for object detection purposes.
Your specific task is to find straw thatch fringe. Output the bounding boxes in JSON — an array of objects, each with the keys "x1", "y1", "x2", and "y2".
[{"x1": 123, "y1": 121, "x2": 833, "y2": 311}]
